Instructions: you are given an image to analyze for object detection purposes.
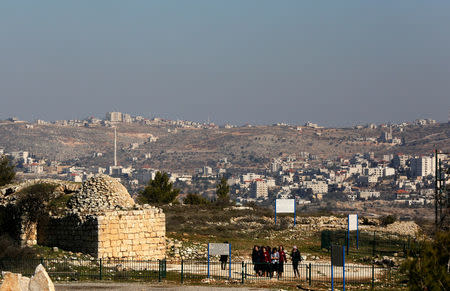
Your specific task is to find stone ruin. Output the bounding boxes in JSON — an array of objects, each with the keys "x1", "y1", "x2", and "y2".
[{"x1": 0, "y1": 175, "x2": 166, "y2": 260}]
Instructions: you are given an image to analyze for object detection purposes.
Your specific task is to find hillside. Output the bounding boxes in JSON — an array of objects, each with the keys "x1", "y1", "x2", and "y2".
[{"x1": 0, "y1": 121, "x2": 448, "y2": 173}]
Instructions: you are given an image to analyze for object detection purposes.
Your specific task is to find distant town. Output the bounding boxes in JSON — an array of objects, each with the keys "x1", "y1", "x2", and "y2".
[{"x1": 1, "y1": 112, "x2": 448, "y2": 218}]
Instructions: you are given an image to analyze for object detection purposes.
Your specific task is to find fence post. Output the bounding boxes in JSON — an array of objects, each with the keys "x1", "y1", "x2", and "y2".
[
  {"x1": 308, "y1": 263, "x2": 312, "y2": 286},
  {"x1": 372, "y1": 231, "x2": 376, "y2": 257},
  {"x1": 245, "y1": 262, "x2": 247, "y2": 279},
  {"x1": 241, "y1": 261, "x2": 244, "y2": 284},
  {"x1": 371, "y1": 263, "x2": 375, "y2": 289},
  {"x1": 181, "y1": 260, "x2": 184, "y2": 284},
  {"x1": 99, "y1": 258, "x2": 102, "y2": 280},
  {"x1": 158, "y1": 259, "x2": 161, "y2": 282}
]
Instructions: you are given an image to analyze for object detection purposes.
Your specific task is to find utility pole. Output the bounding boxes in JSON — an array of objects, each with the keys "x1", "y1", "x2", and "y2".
[
  {"x1": 114, "y1": 127, "x2": 117, "y2": 167},
  {"x1": 435, "y1": 149, "x2": 449, "y2": 231}
]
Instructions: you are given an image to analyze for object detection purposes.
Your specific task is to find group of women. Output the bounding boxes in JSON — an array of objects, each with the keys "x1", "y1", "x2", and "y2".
[{"x1": 251, "y1": 245, "x2": 302, "y2": 278}]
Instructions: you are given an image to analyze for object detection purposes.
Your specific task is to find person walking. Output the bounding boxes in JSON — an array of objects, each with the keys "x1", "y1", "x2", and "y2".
[
  {"x1": 252, "y1": 245, "x2": 259, "y2": 275},
  {"x1": 270, "y1": 247, "x2": 279, "y2": 278},
  {"x1": 278, "y1": 245, "x2": 287, "y2": 278},
  {"x1": 291, "y1": 245, "x2": 301, "y2": 278},
  {"x1": 219, "y1": 241, "x2": 229, "y2": 270},
  {"x1": 262, "y1": 246, "x2": 271, "y2": 277}
]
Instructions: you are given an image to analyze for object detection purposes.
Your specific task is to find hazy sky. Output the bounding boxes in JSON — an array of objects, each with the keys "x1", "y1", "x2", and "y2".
[{"x1": 1, "y1": 1, "x2": 449, "y2": 126}]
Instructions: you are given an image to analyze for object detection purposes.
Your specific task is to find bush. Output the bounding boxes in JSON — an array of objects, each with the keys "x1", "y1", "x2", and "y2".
[
  {"x1": 380, "y1": 215, "x2": 397, "y2": 226},
  {"x1": 183, "y1": 193, "x2": 210, "y2": 205},
  {"x1": 16, "y1": 183, "x2": 57, "y2": 222},
  {"x1": 0, "y1": 155, "x2": 15, "y2": 186},
  {"x1": 401, "y1": 231, "x2": 450, "y2": 290}
]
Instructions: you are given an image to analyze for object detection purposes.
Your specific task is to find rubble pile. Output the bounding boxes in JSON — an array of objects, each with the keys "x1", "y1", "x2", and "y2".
[{"x1": 67, "y1": 174, "x2": 135, "y2": 216}]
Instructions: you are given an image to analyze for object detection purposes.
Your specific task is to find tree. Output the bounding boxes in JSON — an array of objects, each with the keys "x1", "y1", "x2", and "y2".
[
  {"x1": 0, "y1": 155, "x2": 15, "y2": 186},
  {"x1": 16, "y1": 183, "x2": 57, "y2": 222},
  {"x1": 138, "y1": 171, "x2": 180, "y2": 204},
  {"x1": 216, "y1": 176, "x2": 230, "y2": 203},
  {"x1": 184, "y1": 193, "x2": 209, "y2": 205},
  {"x1": 402, "y1": 231, "x2": 450, "y2": 290}
]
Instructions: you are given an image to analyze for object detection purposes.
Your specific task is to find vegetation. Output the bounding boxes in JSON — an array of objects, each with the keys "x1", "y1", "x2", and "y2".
[
  {"x1": 380, "y1": 214, "x2": 397, "y2": 226},
  {"x1": 215, "y1": 176, "x2": 230, "y2": 204},
  {"x1": 402, "y1": 231, "x2": 450, "y2": 290},
  {"x1": 183, "y1": 193, "x2": 210, "y2": 205},
  {"x1": 0, "y1": 155, "x2": 15, "y2": 186},
  {"x1": 16, "y1": 183, "x2": 58, "y2": 222},
  {"x1": 137, "y1": 171, "x2": 180, "y2": 205}
]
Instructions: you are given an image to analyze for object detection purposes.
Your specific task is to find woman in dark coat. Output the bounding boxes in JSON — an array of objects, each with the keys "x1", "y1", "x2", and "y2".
[
  {"x1": 251, "y1": 245, "x2": 259, "y2": 275},
  {"x1": 291, "y1": 245, "x2": 302, "y2": 278}
]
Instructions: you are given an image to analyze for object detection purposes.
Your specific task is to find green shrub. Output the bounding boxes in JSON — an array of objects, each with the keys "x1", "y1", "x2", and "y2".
[
  {"x1": 380, "y1": 215, "x2": 397, "y2": 226},
  {"x1": 401, "y1": 231, "x2": 450, "y2": 290},
  {"x1": 183, "y1": 193, "x2": 210, "y2": 205}
]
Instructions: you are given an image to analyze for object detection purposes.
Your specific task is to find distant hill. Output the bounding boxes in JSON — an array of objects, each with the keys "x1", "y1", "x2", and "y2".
[{"x1": 0, "y1": 121, "x2": 448, "y2": 173}]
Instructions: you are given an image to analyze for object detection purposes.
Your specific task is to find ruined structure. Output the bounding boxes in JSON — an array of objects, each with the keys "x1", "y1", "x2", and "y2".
[{"x1": 0, "y1": 175, "x2": 166, "y2": 260}]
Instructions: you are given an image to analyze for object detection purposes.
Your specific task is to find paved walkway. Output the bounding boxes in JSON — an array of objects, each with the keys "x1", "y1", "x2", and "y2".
[{"x1": 55, "y1": 283, "x2": 271, "y2": 291}]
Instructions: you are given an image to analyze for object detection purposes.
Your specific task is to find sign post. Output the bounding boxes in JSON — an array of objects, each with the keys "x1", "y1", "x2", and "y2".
[
  {"x1": 331, "y1": 245, "x2": 344, "y2": 291},
  {"x1": 208, "y1": 243, "x2": 231, "y2": 279},
  {"x1": 348, "y1": 214, "x2": 358, "y2": 250},
  {"x1": 275, "y1": 199, "x2": 296, "y2": 226}
]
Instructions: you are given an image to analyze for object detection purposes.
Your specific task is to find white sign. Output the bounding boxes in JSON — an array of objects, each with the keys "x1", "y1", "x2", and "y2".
[
  {"x1": 348, "y1": 214, "x2": 358, "y2": 231},
  {"x1": 276, "y1": 199, "x2": 295, "y2": 213},
  {"x1": 208, "y1": 243, "x2": 230, "y2": 256}
]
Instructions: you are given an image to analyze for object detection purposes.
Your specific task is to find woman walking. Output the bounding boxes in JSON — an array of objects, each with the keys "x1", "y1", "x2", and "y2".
[
  {"x1": 278, "y1": 245, "x2": 287, "y2": 278},
  {"x1": 291, "y1": 245, "x2": 301, "y2": 278},
  {"x1": 252, "y1": 245, "x2": 259, "y2": 276},
  {"x1": 270, "y1": 247, "x2": 279, "y2": 278},
  {"x1": 262, "y1": 246, "x2": 271, "y2": 277}
]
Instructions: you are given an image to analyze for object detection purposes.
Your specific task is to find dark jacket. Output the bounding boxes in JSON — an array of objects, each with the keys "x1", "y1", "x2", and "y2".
[
  {"x1": 220, "y1": 255, "x2": 228, "y2": 262},
  {"x1": 252, "y1": 249, "x2": 259, "y2": 263},
  {"x1": 291, "y1": 250, "x2": 301, "y2": 263}
]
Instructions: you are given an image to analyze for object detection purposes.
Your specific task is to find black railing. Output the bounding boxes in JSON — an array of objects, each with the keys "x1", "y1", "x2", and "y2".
[{"x1": 0, "y1": 258, "x2": 405, "y2": 288}]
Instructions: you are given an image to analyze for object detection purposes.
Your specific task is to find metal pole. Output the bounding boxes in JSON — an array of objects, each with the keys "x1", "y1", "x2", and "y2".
[
  {"x1": 241, "y1": 261, "x2": 244, "y2": 284},
  {"x1": 275, "y1": 199, "x2": 277, "y2": 225},
  {"x1": 371, "y1": 263, "x2": 375, "y2": 289},
  {"x1": 331, "y1": 247, "x2": 334, "y2": 291},
  {"x1": 207, "y1": 244, "x2": 210, "y2": 278},
  {"x1": 181, "y1": 260, "x2": 184, "y2": 284},
  {"x1": 158, "y1": 259, "x2": 161, "y2": 282},
  {"x1": 99, "y1": 258, "x2": 102, "y2": 280},
  {"x1": 309, "y1": 263, "x2": 312, "y2": 286},
  {"x1": 294, "y1": 202, "x2": 296, "y2": 226},
  {"x1": 229, "y1": 244, "x2": 232, "y2": 280},
  {"x1": 435, "y1": 149, "x2": 438, "y2": 230},
  {"x1": 343, "y1": 246, "x2": 345, "y2": 291},
  {"x1": 356, "y1": 214, "x2": 359, "y2": 249},
  {"x1": 347, "y1": 215, "x2": 350, "y2": 254}
]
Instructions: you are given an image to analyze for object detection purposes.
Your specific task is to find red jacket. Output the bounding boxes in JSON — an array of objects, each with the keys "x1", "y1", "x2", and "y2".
[
  {"x1": 279, "y1": 250, "x2": 287, "y2": 263},
  {"x1": 263, "y1": 251, "x2": 271, "y2": 263}
]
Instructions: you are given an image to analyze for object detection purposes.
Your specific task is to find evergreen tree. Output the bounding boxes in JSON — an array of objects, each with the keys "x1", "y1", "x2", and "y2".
[
  {"x1": 138, "y1": 171, "x2": 180, "y2": 204},
  {"x1": 402, "y1": 231, "x2": 450, "y2": 290},
  {"x1": 216, "y1": 176, "x2": 230, "y2": 202},
  {"x1": 0, "y1": 155, "x2": 15, "y2": 187}
]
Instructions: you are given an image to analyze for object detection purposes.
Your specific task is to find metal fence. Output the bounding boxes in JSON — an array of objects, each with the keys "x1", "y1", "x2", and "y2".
[{"x1": 0, "y1": 258, "x2": 405, "y2": 289}]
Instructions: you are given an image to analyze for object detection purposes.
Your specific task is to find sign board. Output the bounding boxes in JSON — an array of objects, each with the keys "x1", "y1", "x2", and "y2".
[
  {"x1": 348, "y1": 214, "x2": 358, "y2": 231},
  {"x1": 208, "y1": 243, "x2": 230, "y2": 256},
  {"x1": 331, "y1": 245, "x2": 344, "y2": 266},
  {"x1": 275, "y1": 199, "x2": 295, "y2": 213}
]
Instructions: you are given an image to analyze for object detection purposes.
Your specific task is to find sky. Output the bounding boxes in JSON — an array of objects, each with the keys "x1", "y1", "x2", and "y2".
[{"x1": 0, "y1": 1, "x2": 449, "y2": 126}]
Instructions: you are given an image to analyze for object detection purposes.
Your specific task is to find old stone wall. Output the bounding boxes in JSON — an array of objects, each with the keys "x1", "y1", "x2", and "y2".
[
  {"x1": 38, "y1": 215, "x2": 99, "y2": 256},
  {"x1": 97, "y1": 207, "x2": 166, "y2": 260}
]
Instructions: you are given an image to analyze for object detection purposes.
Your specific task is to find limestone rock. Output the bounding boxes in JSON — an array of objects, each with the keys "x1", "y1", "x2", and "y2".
[
  {"x1": 0, "y1": 272, "x2": 29, "y2": 291},
  {"x1": 29, "y1": 264, "x2": 55, "y2": 291}
]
